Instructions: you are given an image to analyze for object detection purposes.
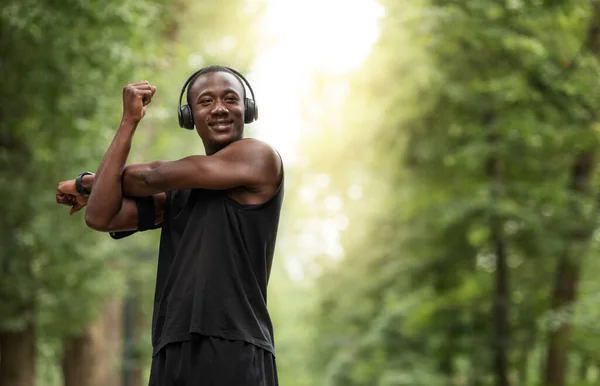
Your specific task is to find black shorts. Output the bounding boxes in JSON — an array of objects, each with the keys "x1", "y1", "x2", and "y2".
[{"x1": 148, "y1": 336, "x2": 278, "y2": 386}]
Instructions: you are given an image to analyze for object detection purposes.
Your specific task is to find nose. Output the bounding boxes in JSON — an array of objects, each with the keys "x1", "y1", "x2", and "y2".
[{"x1": 211, "y1": 100, "x2": 228, "y2": 115}]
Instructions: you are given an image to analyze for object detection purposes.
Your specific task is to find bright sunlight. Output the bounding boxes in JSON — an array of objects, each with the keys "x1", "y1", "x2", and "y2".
[
  {"x1": 244, "y1": 0, "x2": 385, "y2": 281},
  {"x1": 250, "y1": 0, "x2": 385, "y2": 165}
]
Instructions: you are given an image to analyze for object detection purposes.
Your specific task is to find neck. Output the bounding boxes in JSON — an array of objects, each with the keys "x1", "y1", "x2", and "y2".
[
  {"x1": 205, "y1": 146, "x2": 221, "y2": 156},
  {"x1": 203, "y1": 136, "x2": 245, "y2": 155}
]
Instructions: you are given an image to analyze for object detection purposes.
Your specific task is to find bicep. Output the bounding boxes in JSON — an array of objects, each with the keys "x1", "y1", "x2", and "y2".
[
  {"x1": 145, "y1": 140, "x2": 280, "y2": 192},
  {"x1": 89, "y1": 192, "x2": 166, "y2": 232}
]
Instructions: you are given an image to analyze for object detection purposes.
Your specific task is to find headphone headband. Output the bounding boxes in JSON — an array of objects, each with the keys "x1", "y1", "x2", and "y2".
[{"x1": 177, "y1": 66, "x2": 257, "y2": 129}]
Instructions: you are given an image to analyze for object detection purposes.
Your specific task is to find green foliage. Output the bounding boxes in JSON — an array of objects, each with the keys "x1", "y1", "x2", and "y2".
[
  {"x1": 1, "y1": 0, "x2": 261, "y2": 383},
  {"x1": 0, "y1": 0, "x2": 173, "y2": 334},
  {"x1": 286, "y1": 0, "x2": 600, "y2": 385}
]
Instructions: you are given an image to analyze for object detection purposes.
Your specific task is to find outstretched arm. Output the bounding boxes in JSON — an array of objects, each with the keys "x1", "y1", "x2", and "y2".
[
  {"x1": 75, "y1": 139, "x2": 281, "y2": 197},
  {"x1": 69, "y1": 137, "x2": 280, "y2": 231},
  {"x1": 120, "y1": 138, "x2": 281, "y2": 197},
  {"x1": 63, "y1": 136, "x2": 281, "y2": 230},
  {"x1": 76, "y1": 137, "x2": 281, "y2": 199}
]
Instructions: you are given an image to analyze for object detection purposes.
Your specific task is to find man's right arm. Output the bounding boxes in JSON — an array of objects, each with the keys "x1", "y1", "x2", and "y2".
[
  {"x1": 89, "y1": 193, "x2": 166, "y2": 232},
  {"x1": 57, "y1": 165, "x2": 167, "y2": 232}
]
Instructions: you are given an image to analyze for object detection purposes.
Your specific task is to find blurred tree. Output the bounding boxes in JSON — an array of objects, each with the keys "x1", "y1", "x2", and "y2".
[
  {"x1": 0, "y1": 0, "x2": 262, "y2": 385},
  {"x1": 288, "y1": 0, "x2": 600, "y2": 385},
  {"x1": 544, "y1": 3, "x2": 600, "y2": 385},
  {"x1": 0, "y1": 0, "x2": 176, "y2": 384}
]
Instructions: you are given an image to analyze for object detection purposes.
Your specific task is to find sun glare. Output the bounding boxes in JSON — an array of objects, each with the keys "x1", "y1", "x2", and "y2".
[
  {"x1": 246, "y1": 0, "x2": 384, "y2": 281},
  {"x1": 249, "y1": 0, "x2": 384, "y2": 164}
]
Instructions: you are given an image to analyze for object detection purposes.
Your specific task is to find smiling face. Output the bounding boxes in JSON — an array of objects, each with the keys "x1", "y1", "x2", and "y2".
[{"x1": 188, "y1": 71, "x2": 246, "y2": 154}]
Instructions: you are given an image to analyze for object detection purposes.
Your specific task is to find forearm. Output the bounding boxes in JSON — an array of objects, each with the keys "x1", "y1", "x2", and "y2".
[
  {"x1": 81, "y1": 162, "x2": 164, "y2": 197},
  {"x1": 84, "y1": 119, "x2": 137, "y2": 229}
]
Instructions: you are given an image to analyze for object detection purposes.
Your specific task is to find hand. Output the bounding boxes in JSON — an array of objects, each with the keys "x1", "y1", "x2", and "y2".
[
  {"x1": 122, "y1": 81, "x2": 157, "y2": 123},
  {"x1": 56, "y1": 180, "x2": 88, "y2": 215}
]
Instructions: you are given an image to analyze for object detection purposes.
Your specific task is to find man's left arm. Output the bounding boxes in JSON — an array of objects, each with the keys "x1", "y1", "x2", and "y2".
[{"x1": 120, "y1": 138, "x2": 281, "y2": 198}]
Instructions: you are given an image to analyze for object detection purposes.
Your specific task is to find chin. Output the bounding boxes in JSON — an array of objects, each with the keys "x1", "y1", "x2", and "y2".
[
  {"x1": 201, "y1": 130, "x2": 242, "y2": 152},
  {"x1": 213, "y1": 130, "x2": 239, "y2": 143}
]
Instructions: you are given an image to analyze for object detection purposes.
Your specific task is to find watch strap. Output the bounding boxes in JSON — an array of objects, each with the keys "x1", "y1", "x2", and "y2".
[{"x1": 76, "y1": 172, "x2": 93, "y2": 196}]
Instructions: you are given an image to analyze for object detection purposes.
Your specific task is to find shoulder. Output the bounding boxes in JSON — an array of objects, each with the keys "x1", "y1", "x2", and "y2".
[
  {"x1": 221, "y1": 138, "x2": 281, "y2": 168},
  {"x1": 219, "y1": 138, "x2": 282, "y2": 184},
  {"x1": 224, "y1": 138, "x2": 278, "y2": 157}
]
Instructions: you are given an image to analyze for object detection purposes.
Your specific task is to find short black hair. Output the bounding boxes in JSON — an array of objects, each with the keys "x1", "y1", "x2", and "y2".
[{"x1": 186, "y1": 65, "x2": 246, "y2": 106}]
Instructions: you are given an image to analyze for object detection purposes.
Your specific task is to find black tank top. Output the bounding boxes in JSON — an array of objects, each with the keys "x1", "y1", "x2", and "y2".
[{"x1": 150, "y1": 167, "x2": 284, "y2": 357}]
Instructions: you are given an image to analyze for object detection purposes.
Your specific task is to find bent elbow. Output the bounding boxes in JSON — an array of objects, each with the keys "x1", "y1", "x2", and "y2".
[
  {"x1": 145, "y1": 162, "x2": 165, "y2": 184},
  {"x1": 84, "y1": 212, "x2": 109, "y2": 232},
  {"x1": 146, "y1": 160, "x2": 169, "y2": 186},
  {"x1": 124, "y1": 164, "x2": 159, "y2": 196},
  {"x1": 142, "y1": 172, "x2": 154, "y2": 189},
  {"x1": 142, "y1": 169, "x2": 162, "y2": 193}
]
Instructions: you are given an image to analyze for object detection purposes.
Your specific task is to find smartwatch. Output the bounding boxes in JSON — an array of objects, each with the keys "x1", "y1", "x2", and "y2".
[{"x1": 76, "y1": 171, "x2": 93, "y2": 197}]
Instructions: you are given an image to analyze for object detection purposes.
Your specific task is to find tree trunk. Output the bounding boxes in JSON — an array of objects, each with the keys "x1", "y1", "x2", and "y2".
[
  {"x1": 517, "y1": 329, "x2": 536, "y2": 386},
  {"x1": 125, "y1": 293, "x2": 147, "y2": 386},
  {"x1": 516, "y1": 342, "x2": 527, "y2": 386},
  {"x1": 121, "y1": 275, "x2": 156, "y2": 386},
  {"x1": 62, "y1": 323, "x2": 103, "y2": 386},
  {"x1": 544, "y1": 4, "x2": 600, "y2": 385},
  {"x1": 0, "y1": 323, "x2": 36, "y2": 386},
  {"x1": 487, "y1": 114, "x2": 511, "y2": 386},
  {"x1": 491, "y1": 209, "x2": 510, "y2": 386},
  {"x1": 102, "y1": 298, "x2": 125, "y2": 386},
  {"x1": 544, "y1": 147, "x2": 596, "y2": 386},
  {"x1": 438, "y1": 321, "x2": 457, "y2": 386},
  {"x1": 543, "y1": 244, "x2": 584, "y2": 386},
  {"x1": 62, "y1": 298, "x2": 124, "y2": 386},
  {"x1": 579, "y1": 353, "x2": 590, "y2": 382}
]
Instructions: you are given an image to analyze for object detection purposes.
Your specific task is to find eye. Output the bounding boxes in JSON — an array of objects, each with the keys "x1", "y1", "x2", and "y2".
[
  {"x1": 225, "y1": 95, "x2": 238, "y2": 103},
  {"x1": 199, "y1": 98, "x2": 212, "y2": 105}
]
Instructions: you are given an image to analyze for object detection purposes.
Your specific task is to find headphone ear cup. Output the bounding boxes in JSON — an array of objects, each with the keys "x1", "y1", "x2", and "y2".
[
  {"x1": 244, "y1": 98, "x2": 257, "y2": 124},
  {"x1": 177, "y1": 106, "x2": 185, "y2": 128},
  {"x1": 179, "y1": 105, "x2": 195, "y2": 130}
]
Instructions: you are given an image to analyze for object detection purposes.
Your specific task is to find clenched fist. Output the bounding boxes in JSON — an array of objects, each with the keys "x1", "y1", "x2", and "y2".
[
  {"x1": 56, "y1": 179, "x2": 88, "y2": 215},
  {"x1": 122, "y1": 81, "x2": 157, "y2": 123}
]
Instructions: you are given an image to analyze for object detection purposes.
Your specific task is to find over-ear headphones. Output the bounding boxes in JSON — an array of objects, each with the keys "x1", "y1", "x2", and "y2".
[{"x1": 177, "y1": 66, "x2": 258, "y2": 130}]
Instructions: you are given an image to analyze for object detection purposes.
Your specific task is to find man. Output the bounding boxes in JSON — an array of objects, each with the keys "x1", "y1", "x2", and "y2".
[{"x1": 56, "y1": 66, "x2": 283, "y2": 385}]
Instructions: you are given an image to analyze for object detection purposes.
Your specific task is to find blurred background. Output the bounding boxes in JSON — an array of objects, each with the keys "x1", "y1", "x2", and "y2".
[{"x1": 2, "y1": 0, "x2": 600, "y2": 385}]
